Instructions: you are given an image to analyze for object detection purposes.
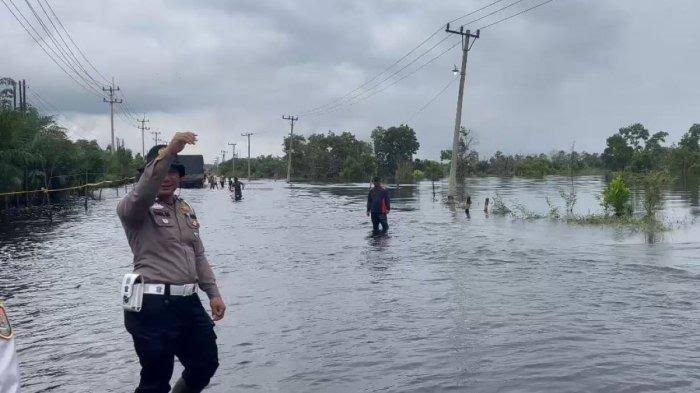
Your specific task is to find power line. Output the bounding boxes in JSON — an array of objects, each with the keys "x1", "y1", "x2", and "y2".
[
  {"x1": 16, "y1": 0, "x2": 105, "y2": 96},
  {"x1": 302, "y1": 0, "x2": 531, "y2": 118},
  {"x1": 40, "y1": 0, "x2": 111, "y2": 84},
  {"x1": 1, "y1": 0, "x2": 105, "y2": 99},
  {"x1": 410, "y1": 74, "x2": 459, "y2": 121},
  {"x1": 30, "y1": 0, "x2": 104, "y2": 89},
  {"x1": 303, "y1": 35, "x2": 453, "y2": 116},
  {"x1": 27, "y1": 86, "x2": 59, "y2": 113},
  {"x1": 479, "y1": 0, "x2": 556, "y2": 29},
  {"x1": 299, "y1": 0, "x2": 510, "y2": 116},
  {"x1": 307, "y1": 38, "x2": 462, "y2": 118}
]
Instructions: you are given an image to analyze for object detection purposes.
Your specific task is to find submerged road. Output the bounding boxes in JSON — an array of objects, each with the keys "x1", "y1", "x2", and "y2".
[{"x1": 2, "y1": 177, "x2": 700, "y2": 392}]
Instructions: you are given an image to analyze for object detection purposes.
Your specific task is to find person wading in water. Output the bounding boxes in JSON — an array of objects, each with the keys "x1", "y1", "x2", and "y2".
[
  {"x1": 366, "y1": 176, "x2": 391, "y2": 235},
  {"x1": 118, "y1": 132, "x2": 226, "y2": 393},
  {"x1": 232, "y1": 177, "x2": 244, "y2": 201}
]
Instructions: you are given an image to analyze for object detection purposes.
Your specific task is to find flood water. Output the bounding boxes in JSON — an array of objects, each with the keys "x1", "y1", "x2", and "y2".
[{"x1": 2, "y1": 176, "x2": 700, "y2": 392}]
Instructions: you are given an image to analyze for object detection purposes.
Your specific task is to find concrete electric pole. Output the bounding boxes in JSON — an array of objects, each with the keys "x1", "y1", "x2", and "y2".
[
  {"x1": 228, "y1": 142, "x2": 237, "y2": 176},
  {"x1": 241, "y1": 132, "x2": 254, "y2": 181},
  {"x1": 282, "y1": 115, "x2": 298, "y2": 183},
  {"x1": 150, "y1": 130, "x2": 161, "y2": 146},
  {"x1": 102, "y1": 78, "x2": 122, "y2": 152},
  {"x1": 137, "y1": 116, "x2": 150, "y2": 157},
  {"x1": 445, "y1": 24, "x2": 479, "y2": 198}
]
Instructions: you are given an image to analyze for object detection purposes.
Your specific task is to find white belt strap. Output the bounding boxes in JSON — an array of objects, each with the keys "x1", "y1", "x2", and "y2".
[{"x1": 142, "y1": 283, "x2": 197, "y2": 296}]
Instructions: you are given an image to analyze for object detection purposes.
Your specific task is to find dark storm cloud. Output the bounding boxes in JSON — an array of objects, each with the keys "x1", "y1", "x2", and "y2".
[{"x1": 2, "y1": 0, "x2": 699, "y2": 160}]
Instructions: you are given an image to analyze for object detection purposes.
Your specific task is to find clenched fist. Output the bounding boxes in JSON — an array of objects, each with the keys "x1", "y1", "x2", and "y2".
[{"x1": 166, "y1": 131, "x2": 198, "y2": 155}]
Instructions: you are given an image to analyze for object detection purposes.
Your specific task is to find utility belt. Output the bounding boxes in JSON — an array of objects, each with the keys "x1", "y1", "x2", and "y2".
[{"x1": 121, "y1": 274, "x2": 197, "y2": 312}]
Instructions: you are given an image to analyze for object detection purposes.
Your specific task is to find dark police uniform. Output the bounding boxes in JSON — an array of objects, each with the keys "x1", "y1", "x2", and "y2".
[{"x1": 118, "y1": 147, "x2": 221, "y2": 393}]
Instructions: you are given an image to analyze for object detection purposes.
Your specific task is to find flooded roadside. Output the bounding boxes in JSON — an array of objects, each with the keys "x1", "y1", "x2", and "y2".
[{"x1": 1, "y1": 177, "x2": 699, "y2": 392}]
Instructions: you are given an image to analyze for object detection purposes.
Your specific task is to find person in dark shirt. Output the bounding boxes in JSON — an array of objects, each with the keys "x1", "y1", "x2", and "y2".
[
  {"x1": 366, "y1": 176, "x2": 390, "y2": 234},
  {"x1": 232, "y1": 177, "x2": 244, "y2": 201}
]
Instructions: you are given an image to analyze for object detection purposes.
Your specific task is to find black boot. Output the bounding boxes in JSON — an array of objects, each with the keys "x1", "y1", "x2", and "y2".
[{"x1": 171, "y1": 378, "x2": 202, "y2": 393}]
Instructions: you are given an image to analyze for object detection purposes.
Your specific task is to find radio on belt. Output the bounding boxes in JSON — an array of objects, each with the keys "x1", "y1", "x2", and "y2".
[{"x1": 121, "y1": 273, "x2": 144, "y2": 312}]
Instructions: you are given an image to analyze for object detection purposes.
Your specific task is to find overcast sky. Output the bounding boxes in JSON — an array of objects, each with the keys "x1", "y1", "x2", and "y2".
[{"x1": 3, "y1": 0, "x2": 699, "y2": 162}]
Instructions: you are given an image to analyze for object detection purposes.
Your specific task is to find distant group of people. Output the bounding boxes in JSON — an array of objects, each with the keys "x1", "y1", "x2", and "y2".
[{"x1": 207, "y1": 175, "x2": 244, "y2": 200}]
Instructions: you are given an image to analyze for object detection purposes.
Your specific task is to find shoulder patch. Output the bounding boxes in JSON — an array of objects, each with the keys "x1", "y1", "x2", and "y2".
[
  {"x1": 179, "y1": 199, "x2": 193, "y2": 215},
  {"x1": 0, "y1": 303, "x2": 13, "y2": 340}
]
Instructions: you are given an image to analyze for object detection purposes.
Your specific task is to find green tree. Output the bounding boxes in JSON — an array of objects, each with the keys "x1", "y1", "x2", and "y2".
[
  {"x1": 371, "y1": 124, "x2": 419, "y2": 182},
  {"x1": 602, "y1": 134, "x2": 634, "y2": 171},
  {"x1": 423, "y1": 160, "x2": 443, "y2": 187}
]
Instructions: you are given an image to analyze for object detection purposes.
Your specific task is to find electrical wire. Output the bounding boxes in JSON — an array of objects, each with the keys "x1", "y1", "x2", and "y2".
[
  {"x1": 479, "y1": 0, "x2": 556, "y2": 29},
  {"x1": 306, "y1": 39, "x2": 462, "y2": 118},
  {"x1": 301, "y1": 0, "x2": 535, "y2": 118},
  {"x1": 27, "y1": 86, "x2": 60, "y2": 113},
  {"x1": 298, "y1": 0, "x2": 511, "y2": 116},
  {"x1": 409, "y1": 74, "x2": 459, "y2": 121},
  {"x1": 16, "y1": 0, "x2": 106, "y2": 96},
  {"x1": 302, "y1": 35, "x2": 453, "y2": 116},
  {"x1": 33, "y1": 0, "x2": 105, "y2": 88},
  {"x1": 1, "y1": 0, "x2": 105, "y2": 99},
  {"x1": 41, "y1": 0, "x2": 111, "y2": 84}
]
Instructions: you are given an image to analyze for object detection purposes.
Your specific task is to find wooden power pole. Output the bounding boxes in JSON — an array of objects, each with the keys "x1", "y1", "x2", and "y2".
[
  {"x1": 445, "y1": 24, "x2": 479, "y2": 197},
  {"x1": 241, "y1": 132, "x2": 254, "y2": 181},
  {"x1": 282, "y1": 115, "x2": 298, "y2": 183}
]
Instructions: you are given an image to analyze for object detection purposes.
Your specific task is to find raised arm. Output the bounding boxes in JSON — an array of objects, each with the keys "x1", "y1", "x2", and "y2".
[
  {"x1": 117, "y1": 153, "x2": 174, "y2": 225},
  {"x1": 117, "y1": 132, "x2": 197, "y2": 225}
]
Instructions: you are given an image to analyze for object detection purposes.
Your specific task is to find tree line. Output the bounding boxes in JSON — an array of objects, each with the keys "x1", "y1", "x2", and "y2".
[
  {"x1": 217, "y1": 122, "x2": 699, "y2": 183},
  {"x1": 0, "y1": 106, "x2": 143, "y2": 195},
  {"x1": 3, "y1": 99, "x2": 697, "y2": 196}
]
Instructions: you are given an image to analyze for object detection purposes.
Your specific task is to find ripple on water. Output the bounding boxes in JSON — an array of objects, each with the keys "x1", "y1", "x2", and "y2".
[{"x1": 2, "y1": 180, "x2": 700, "y2": 392}]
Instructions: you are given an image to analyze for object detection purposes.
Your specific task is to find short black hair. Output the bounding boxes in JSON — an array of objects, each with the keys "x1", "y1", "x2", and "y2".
[{"x1": 372, "y1": 176, "x2": 381, "y2": 182}]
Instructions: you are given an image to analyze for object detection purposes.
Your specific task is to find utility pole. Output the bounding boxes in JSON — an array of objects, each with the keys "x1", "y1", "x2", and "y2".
[
  {"x1": 137, "y1": 116, "x2": 150, "y2": 157},
  {"x1": 241, "y1": 132, "x2": 254, "y2": 181},
  {"x1": 221, "y1": 150, "x2": 227, "y2": 167},
  {"x1": 282, "y1": 115, "x2": 298, "y2": 183},
  {"x1": 228, "y1": 142, "x2": 237, "y2": 176},
  {"x1": 150, "y1": 130, "x2": 161, "y2": 146},
  {"x1": 102, "y1": 78, "x2": 122, "y2": 152},
  {"x1": 445, "y1": 23, "x2": 479, "y2": 197}
]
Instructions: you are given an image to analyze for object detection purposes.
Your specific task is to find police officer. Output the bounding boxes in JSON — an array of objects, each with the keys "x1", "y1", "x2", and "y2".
[
  {"x1": 118, "y1": 132, "x2": 226, "y2": 393},
  {"x1": 0, "y1": 300, "x2": 20, "y2": 393}
]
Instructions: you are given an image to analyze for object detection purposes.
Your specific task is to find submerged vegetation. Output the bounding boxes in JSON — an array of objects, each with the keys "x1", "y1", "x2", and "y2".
[
  {"x1": 490, "y1": 172, "x2": 675, "y2": 232},
  {"x1": 0, "y1": 106, "x2": 143, "y2": 195}
]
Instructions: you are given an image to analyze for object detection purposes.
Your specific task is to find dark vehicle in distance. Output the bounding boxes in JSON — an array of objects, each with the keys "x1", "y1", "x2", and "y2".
[{"x1": 178, "y1": 155, "x2": 205, "y2": 188}]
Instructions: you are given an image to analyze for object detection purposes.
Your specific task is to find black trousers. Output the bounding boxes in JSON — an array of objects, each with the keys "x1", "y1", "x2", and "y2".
[
  {"x1": 125, "y1": 293, "x2": 219, "y2": 393},
  {"x1": 370, "y1": 212, "x2": 389, "y2": 233}
]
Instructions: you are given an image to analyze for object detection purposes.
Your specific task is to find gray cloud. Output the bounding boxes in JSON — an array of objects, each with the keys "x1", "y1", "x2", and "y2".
[{"x1": 3, "y1": 0, "x2": 699, "y2": 162}]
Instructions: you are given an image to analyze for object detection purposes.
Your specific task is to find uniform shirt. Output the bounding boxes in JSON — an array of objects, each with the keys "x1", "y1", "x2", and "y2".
[
  {"x1": 367, "y1": 186, "x2": 390, "y2": 214},
  {"x1": 0, "y1": 301, "x2": 20, "y2": 393},
  {"x1": 117, "y1": 154, "x2": 221, "y2": 299}
]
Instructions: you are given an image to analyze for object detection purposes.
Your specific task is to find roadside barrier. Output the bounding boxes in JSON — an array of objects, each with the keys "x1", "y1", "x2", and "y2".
[{"x1": 0, "y1": 177, "x2": 135, "y2": 215}]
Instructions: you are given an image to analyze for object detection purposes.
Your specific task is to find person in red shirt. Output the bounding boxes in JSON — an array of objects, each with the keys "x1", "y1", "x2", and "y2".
[{"x1": 366, "y1": 176, "x2": 391, "y2": 234}]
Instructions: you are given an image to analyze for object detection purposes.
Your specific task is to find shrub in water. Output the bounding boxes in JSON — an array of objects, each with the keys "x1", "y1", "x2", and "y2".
[
  {"x1": 602, "y1": 175, "x2": 631, "y2": 217},
  {"x1": 639, "y1": 170, "x2": 670, "y2": 220}
]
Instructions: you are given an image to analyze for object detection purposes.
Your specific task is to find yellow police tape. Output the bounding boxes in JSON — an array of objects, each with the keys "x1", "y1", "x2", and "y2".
[{"x1": 0, "y1": 177, "x2": 135, "y2": 197}]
